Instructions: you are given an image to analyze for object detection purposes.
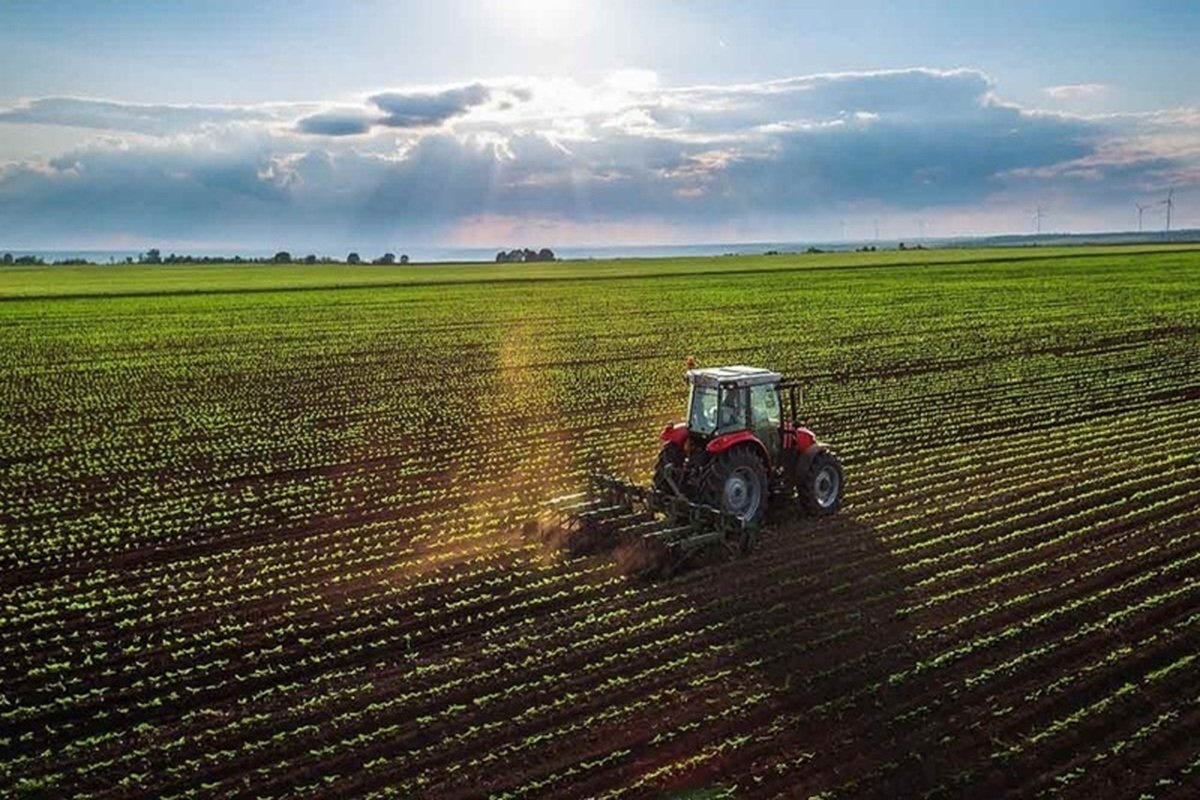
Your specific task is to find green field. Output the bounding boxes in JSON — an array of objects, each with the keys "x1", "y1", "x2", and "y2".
[
  {"x1": 3, "y1": 246, "x2": 1199, "y2": 797},
  {"x1": 0, "y1": 243, "x2": 1193, "y2": 296}
]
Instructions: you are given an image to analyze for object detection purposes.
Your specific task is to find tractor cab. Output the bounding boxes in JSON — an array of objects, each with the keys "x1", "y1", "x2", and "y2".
[{"x1": 685, "y1": 365, "x2": 786, "y2": 462}]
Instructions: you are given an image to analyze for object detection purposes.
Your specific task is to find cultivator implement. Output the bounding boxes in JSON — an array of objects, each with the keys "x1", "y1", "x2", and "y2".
[{"x1": 544, "y1": 474, "x2": 760, "y2": 577}]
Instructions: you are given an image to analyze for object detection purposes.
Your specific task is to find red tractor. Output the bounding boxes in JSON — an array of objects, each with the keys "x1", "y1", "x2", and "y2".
[
  {"x1": 550, "y1": 363, "x2": 844, "y2": 573},
  {"x1": 653, "y1": 364, "x2": 844, "y2": 525}
]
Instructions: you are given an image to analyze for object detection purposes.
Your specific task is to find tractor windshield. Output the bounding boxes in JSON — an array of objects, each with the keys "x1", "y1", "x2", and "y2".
[{"x1": 687, "y1": 384, "x2": 718, "y2": 435}]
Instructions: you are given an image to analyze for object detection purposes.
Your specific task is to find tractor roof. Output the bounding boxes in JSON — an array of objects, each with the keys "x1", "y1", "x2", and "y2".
[{"x1": 686, "y1": 365, "x2": 782, "y2": 388}]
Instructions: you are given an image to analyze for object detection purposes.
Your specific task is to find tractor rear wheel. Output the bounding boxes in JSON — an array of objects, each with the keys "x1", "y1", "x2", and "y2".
[
  {"x1": 798, "y1": 449, "x2": 844, "y2": 515},
  {"x1": 705, "y1": 447, "x2": 768, "y2": 525}
]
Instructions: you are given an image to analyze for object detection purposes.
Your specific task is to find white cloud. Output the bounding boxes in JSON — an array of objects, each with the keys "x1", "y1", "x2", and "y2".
[
  {"x1": 1043, "y1": 83, "x2": 1110, "y2": 100},
  {"x1": 604, "y1": 69, "x2": 660, "y2": 94},
  {"x1": 0, "y1": 96, "x2": 308, "y2": 136}
]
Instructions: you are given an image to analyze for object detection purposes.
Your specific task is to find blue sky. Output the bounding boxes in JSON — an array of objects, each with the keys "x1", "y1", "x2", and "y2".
[{"x1": 1, "y1": 0, "x2": 1198, "y2": 251}]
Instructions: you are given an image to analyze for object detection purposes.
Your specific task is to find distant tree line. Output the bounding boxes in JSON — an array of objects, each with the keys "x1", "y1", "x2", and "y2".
[
  {"x1": 495, "y1": 248, "x2": 556, "y2": 263},
  {"x1": 0, "y1": 253, "x2": 100, "y2": 265},
  {"x1": 1, "y1": 247, "x2": 571, "y2": 267},
  {"x1": 2, "y1": 253, "x2": 46, "y2": 265},
  {"x1": 0, "y1": 249, "x2": 416, "y2": 266},
  {"x1": 134, "y1": 249, "x2": 412, "y2": 266}
]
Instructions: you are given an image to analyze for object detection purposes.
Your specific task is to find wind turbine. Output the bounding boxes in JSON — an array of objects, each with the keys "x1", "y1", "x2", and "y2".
[
  {"x1": 1136, "y1": 202, "x2": 1148, "y2": 233},
  {"x1": 1161, "y1": 189, "x2": 1175, "y2": 233},
  {"x1": 1033, "y1": 206, "x2": 1045, "y2": 235}
]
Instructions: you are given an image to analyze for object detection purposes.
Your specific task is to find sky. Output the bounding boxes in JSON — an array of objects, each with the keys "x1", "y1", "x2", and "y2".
[{"x1": 1, "y1": 0, "x2": 1198, "y2": 253}]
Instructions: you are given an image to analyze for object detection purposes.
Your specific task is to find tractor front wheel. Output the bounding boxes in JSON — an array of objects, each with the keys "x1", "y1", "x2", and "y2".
[
  {"x1": 706, "y1": 447, "x2": 768, "y2": 526},
  {"x1": 798, "y1": 449, "x2": 844, "y2": 515}
]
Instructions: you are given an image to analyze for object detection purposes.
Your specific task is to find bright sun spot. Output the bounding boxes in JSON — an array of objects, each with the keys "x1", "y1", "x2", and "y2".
[{"x1": 485, "y1": 0, "x2": 586, "y2": 40}]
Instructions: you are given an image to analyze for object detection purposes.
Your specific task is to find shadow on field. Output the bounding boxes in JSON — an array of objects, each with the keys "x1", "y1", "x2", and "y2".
[
  {"x1": 533, "y1": 500, "x2": 915, "y2": 692},
  {"x1": 722, "y1": 511, "x2": 913, "y2": 690},
  {"x1": 521, "y1": 471, "x2": 949, "y2": 796},
  {"x1": 651, "y1": 509, "x2": 923, "y2": 794},
  {"x1": 652, "y1": 509, "x2": 911, "y2": 667}
]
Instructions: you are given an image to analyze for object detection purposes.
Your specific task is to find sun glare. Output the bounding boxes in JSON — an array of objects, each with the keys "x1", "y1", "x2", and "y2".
[{"x1": 485, "y1": 0, "x2": 586, "y2": 40}]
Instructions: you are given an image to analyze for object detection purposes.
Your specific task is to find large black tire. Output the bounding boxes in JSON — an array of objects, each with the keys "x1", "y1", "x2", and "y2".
[
  {"x1": 652, "y1": 443, "x2": 686, "y2": 496},
  {"x1": 704, "y1": 446, "x2": 768, "y2": 526},
  {"x1": 797, "y1": 449, "x2": 844, "y2": 515}
]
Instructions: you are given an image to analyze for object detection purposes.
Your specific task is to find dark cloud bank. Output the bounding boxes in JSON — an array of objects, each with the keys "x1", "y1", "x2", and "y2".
[{"x1": 0, "y1": 69, "x2": 1193, "y2": 248}]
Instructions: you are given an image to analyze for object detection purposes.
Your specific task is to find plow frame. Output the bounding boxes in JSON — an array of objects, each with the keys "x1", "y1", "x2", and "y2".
[{"x1": 546, "y1": 474, "x2": 761, "y2": 576}]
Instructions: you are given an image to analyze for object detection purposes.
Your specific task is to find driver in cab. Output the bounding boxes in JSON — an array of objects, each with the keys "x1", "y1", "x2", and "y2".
[{"x1": 719, "y1": 388, "x2": 744, "y2": 430}]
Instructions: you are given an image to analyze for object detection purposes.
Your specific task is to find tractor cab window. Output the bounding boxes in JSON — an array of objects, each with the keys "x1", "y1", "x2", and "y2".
[
  {"x1": 718, "y1": 386, "x2": 748, "y2": 432},
  {"x1": 750, "y1": 385, "x2": 781, "y2": 427},
  {"x1": 750, "y1": 384, "x2": 783, "y2": 459},
  {"x1": 688, "y1": 384, "x2": 718, "y2": 435}
]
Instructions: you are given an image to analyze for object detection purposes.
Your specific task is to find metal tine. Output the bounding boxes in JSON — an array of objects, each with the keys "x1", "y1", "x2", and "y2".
[
  {"x1": 556, "y1": 498, "x2": 610, "y2": 514},
  {"x1": 578, "y1": 503, "x2": 631, "y2": 518},
  {"x1": 578, "y1": 503, "x2": 633, "y2": 515},
  {"x1": 584, "y1": 510, "x2": 652, "y2": 530},
  {"x1": 611, "y1": 517, "x2": 661, "y2": 536},
  {"x1": 641, "y1": 524, "x2": 697, "y2": 542}
]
